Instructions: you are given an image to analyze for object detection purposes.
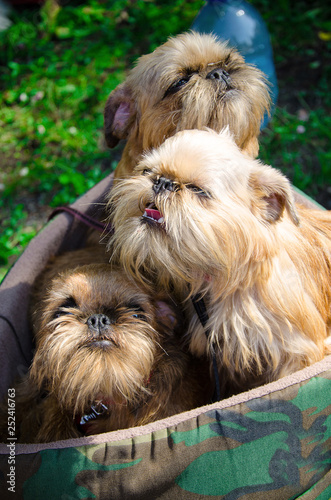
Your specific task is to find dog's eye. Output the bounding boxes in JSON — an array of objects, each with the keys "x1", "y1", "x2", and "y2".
[
  {"x1": 132, "y1": 308, "x2": 147, "y2": 321},
  {"x1": 164, "y1": 76, "x2": 191, "y2": 97},
  {"x1": 224, "y1": 53, "x2": 232, "y2": 66},
  {"x1": 132, "y1": 312, "x2": 146, "y2": 320},
  {"x1": 142, "y1": 168, "x2": 152, "y2": 176},
  {"x1": 53, "y1": 311, "x2": 74, "y2": 320},
  {"x1": 129, "y1": 303, "x2": 147, "y2": 321},
  {"x1": 53, "y1": 297, "x2": 77, "y2": 319},
  {"x1": 186, "y1": 184, "x2": 210, "y2": 197}
]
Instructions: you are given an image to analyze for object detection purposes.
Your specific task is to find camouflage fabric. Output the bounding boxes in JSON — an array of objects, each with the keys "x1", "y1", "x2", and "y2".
[{"x1": 1, "y1": 361, "x2": 330, "y2": 500}]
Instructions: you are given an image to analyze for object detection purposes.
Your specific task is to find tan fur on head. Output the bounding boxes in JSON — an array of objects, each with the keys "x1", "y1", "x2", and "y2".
[
  {"x1": 108, "y1": 128, "x2": 331, "y2": 395},
  {"x1": 3, "y1": 255, "x2": 210, "y2": 443},
  {"x1": 105, "y1": 31, "x2": 270, "y2": 180}
]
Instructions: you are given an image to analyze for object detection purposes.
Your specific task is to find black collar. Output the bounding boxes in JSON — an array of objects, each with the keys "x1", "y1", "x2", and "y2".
[{"x1": 191, "y1": 293, "x2": 221, "y2": 401}]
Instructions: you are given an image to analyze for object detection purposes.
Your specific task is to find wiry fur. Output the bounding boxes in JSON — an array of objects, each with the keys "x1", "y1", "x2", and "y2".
[
  {"x1": 108, "y1": 128, "x2": 331, "y2": 396},
  {"x1": 105, "y1": 31, "x2": 270, "y2": 180},
  {"x1": 0, "y1": 253, "x2": 210, "y2": 443}
]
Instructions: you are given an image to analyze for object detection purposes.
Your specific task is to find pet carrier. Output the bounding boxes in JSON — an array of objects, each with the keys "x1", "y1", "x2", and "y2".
[{"x1": 0, "y1": 174, "x2": 330, "y2": 499}]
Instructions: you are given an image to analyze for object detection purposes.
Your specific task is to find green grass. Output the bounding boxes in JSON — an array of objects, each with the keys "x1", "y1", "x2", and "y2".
[
  {"x1": 0, "y1": 0, "x2": 330, "y2": 280},
  {"x1": 260, "y1": 106, "x2": 331, "y2": 196}
]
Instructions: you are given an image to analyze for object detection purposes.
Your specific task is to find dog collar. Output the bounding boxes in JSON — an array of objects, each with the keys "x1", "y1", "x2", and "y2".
[
  {"x1": 76, "y1": 400, "x2": 112, "y2": 435},
  {"x1": 191, "y1": 294, "x2": 221, "y2": 402},
  {"x1": 75, "y1": 372, "x2": 153, "y2": 435}
]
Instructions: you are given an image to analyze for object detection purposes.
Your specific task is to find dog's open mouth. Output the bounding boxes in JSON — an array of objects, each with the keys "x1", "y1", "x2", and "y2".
[{"x1": 142, "y1": 204, "x2": 165, "y2": 225}]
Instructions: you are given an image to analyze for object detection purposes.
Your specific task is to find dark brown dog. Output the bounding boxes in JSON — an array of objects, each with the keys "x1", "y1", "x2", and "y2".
[{"x1": 0, "y1": 252, "x2": 210, "y2": 443}]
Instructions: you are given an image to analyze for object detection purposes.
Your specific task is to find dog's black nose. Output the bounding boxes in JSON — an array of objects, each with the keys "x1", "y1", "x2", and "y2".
[
  {"x1": 153, "y1": 176, "x2": 175, "y2": 194},
  {"x1": 206, "y1": 67, "x2": 230, "y2": 85},
  {"x1": 87, "y1": 314, "x2": 111, "y2": 332}
]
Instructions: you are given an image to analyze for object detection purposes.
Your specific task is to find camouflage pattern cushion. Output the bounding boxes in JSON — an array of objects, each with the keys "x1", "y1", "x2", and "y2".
[{"x1": 0, "y1": 361, "x2": 330, "y2": 499}]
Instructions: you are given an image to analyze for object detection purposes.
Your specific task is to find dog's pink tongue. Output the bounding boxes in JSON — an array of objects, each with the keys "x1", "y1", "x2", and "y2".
[{"x1": 145, "y1": 208, "x2": 162, "y2": 221}]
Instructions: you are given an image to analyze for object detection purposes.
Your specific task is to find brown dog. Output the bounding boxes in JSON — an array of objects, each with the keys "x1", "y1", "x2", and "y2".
[
  {"x1": 108, "y1": 128, "x2": 331, "y2": 396},
  {"x1": 105, "y1": 31, "x2": 270, "y2": 180},
  {"x1": 0, "y1": 251, "x2": 210, "y2": 443}
]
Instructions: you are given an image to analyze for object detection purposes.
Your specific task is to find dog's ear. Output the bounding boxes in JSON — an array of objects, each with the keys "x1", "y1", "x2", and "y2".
[
  {"x1": 154, "y1": 300, "x2": 179, "y2": 332},
  {"x1": 249, "y1": 166, "x2": 300, "y2": 226},
  {"x1": 104, "y1": 83, "x2": 136, "y2": 148}
]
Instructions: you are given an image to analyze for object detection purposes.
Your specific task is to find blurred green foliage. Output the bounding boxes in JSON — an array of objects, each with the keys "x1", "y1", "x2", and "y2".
[{"x1": 0, "y1": 0, "x2": 330, "y2": 280}]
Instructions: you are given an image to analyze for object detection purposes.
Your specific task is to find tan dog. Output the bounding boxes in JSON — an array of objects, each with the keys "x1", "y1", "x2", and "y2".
[
  {"x1": 105, "y1": 31, "x2": 270, "y2": 180},
  {"x1": 108, "y1": 128, "x2": 331, "y2": 396},
  {"x1": 0, "y1": 252, "x2": 210, "y2": 443}
]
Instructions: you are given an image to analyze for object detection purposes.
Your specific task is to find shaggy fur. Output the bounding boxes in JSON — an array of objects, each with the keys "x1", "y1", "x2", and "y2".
[
  {"x1": 0, "y1": 251, "x2": 210, "y2": 443},
  {"x1": 108, "y1": 128, "x2": 331, "y2": 395},
  {"x1": 105, "y1": 31, "x2": 270, "y2": 180}
]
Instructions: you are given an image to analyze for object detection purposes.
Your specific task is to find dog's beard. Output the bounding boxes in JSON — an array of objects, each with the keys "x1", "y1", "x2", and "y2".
[{"x1": 30, "y1": 316, "x2": 157, "y2": 415}]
